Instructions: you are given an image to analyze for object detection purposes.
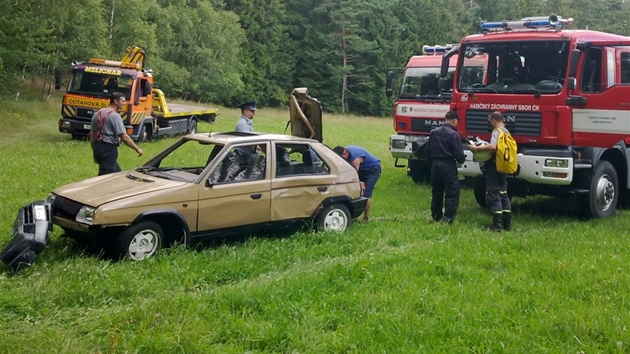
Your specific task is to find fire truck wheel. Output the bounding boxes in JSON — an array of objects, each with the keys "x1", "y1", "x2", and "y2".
[
  {"x1": 579, "y1": 161, "x2": 618, "y2": 218},
  {"x1": 408, "y1": 159, "x2": 430, "y2": 184},
  {"x1": 473, "y1": 176, "x2": 487, "y2": 208},
  {"x1": 188, "y1": 120, "x2": 197, "y2": 134}
]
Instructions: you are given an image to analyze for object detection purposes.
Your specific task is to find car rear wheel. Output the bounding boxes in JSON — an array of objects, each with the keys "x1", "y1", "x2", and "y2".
[
  {"x1": 115, "y1": 221, "x2": 163, "y2": 260},
  {"x1": 317, "y1": 204, "x2": 351, "y2": 232}
]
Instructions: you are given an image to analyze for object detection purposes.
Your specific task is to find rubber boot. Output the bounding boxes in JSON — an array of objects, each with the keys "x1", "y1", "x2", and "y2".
[
  {"x1": 502, "y1": 212, "x2": 512, "y2": 231},
  {"x1": 487, "y1": 213, "x2": 503, "y2": 232}
]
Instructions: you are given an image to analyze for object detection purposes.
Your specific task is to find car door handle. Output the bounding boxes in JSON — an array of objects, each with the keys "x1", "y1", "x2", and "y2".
[
  {"x1": 317, "y1": 186, "x2": 327, "y2": 192},
  {"x1": 250, "y1": 193, "x2": 262, "y2": 200}
]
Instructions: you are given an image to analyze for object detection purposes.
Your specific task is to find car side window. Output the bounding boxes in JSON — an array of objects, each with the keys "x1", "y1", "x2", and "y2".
[
  {"x1": 275, "y1": 143, "x2": 329, "y2": 177},
  {"x1": 209, "y1": 144, "x2": 266, "y2": 184}
]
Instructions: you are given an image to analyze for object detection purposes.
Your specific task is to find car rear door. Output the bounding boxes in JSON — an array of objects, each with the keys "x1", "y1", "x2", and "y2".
[{"x1": 270, "y1": 142, "x2": 334, "y2": 221}]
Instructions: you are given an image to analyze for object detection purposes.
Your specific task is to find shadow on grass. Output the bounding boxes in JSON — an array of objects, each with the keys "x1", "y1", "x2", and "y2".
[
  {"x1": 58, "y1": 222, "x2": 311, "y2": 264},
  {"x1": 508, "y1": 195, "x2": 589, "y2": 220}
]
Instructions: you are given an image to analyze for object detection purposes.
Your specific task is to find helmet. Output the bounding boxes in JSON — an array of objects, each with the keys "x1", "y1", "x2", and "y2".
[
  {"x1": 469, "y1": 138, "x2": 492, "y2": 162},
  {"x1": 473, "y1": 150, "x2": 493, "y2": 162}
]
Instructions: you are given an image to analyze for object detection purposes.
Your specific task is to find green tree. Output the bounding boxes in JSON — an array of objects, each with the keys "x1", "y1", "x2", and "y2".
[
  {"x1": 106, "y1": 0, "x2": 158, "y2": 55},
  {"x1": 145, "y1": 0, "x2": 246, "y2": 104},
  {"x1": 223, "y1": 0, "x2": 293, "y2": 107}
]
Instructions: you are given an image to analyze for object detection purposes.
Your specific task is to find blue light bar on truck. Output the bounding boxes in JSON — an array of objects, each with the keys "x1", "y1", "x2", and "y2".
[
  {"x1": 480, "y1": 15, "x2": 573, "y2": 33},
  {"x1": 422, "y1": 45, "x2": 456, "y2": 55}
]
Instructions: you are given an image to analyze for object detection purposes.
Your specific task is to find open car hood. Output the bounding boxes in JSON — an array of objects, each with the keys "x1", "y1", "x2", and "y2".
[{"x1": 288, "y1": 87, "x2": 323, "y2": 142}]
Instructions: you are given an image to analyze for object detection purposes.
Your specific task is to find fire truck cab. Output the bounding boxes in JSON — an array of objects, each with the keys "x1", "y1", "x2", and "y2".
[
  {"x1": 386, "y1": 45, "x2": 458, "y2": 183},
  {"x1": 440, "y1": 15, "x2": 630, "y2": 218}
]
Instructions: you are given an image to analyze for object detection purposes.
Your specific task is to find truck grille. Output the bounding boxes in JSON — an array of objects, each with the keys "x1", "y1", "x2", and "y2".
[
  {"x1": 76, "y1": 108, "x2": 97, "y2": 120},
  {"x1": 411, "y1": 118, "x2": 443, "y2": 133},
  {"x1": 465, "y1": 110, "x2": 541, "y2": 136}
]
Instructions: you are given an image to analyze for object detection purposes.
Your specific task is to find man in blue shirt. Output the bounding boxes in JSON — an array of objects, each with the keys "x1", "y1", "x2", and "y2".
[{"x1": 333, "y1": 145, "x2": 381, "y2": 222}]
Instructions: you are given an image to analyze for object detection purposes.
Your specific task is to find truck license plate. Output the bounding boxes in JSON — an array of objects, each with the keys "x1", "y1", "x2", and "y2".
[{"x1": 83, "y1": 124, "x2": 91, "y2": 130}]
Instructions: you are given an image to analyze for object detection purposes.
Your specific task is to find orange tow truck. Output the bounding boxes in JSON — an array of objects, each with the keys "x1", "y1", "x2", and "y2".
[{"x1": 58, "y1": 46, "x2": 218, "y2": 141}]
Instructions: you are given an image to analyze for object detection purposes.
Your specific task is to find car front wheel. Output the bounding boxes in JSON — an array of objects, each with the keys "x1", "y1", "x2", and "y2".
[
  {"x1": 116, "y1": 221, "x2": 163, "y2": 260},
  {"x1": 317, "y1": 204, "x2": 351, "y2": 232}
]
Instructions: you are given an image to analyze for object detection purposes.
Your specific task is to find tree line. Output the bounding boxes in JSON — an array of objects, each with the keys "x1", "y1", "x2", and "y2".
[{"x1": 2, "y1": 0, "x2": 630, "y2": 116}]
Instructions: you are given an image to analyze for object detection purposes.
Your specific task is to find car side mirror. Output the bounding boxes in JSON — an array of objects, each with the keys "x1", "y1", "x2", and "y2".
[
  {"x1": 386, "y1": 71, "x2": 394, "y2": 98},
  {"x1": 438, "y1": 77, "x2": 449, "y2": 91}
]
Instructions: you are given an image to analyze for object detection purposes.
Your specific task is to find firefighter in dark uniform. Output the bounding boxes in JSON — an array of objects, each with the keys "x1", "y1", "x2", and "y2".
[{"x1": 425, "y1": 110, "x2": 465, "y2": 223}]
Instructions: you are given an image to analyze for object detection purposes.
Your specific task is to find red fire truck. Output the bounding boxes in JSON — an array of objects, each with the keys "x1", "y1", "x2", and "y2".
[
  {"x1": 440, "y1": 15, "x2": 630, "y2": 218},
  {"x1": 386, "y1": 45, "x2": 458, "y2": 183}
]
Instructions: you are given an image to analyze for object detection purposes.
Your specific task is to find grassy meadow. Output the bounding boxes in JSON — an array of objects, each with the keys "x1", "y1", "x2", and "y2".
[{"x1": 0, "y1": 84, "x2": 629, "y2": 353}]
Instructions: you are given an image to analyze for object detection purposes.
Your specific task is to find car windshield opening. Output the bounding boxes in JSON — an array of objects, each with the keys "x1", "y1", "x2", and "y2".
[{"x1": 137, "y1": 139, "x2": 224, "y2": 181}]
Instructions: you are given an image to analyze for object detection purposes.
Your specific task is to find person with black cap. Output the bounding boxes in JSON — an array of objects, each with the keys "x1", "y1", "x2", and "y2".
[
  {"x1": 425, "y1": 110, "x2": 465, "y2": 223},
  {"x1": 235, "y1": 101, "x2": 257, "y2": 132}
]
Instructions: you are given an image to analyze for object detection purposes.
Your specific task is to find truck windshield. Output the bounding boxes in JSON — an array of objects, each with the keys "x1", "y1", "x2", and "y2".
[
  {"x1": 67, "y1": 71, "x2": 133, "y2": 99},
  {"x1": 458, "y1": 40, "x2": 570, "y2": 94},
  {"x1": 400, "y1": 67, "x2": 453, "y2": 99}
]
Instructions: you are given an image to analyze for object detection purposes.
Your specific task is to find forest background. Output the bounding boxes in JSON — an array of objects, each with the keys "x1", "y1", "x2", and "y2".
[{"x1": 2, "y1": 0, "x2": 630, "y2": 115}]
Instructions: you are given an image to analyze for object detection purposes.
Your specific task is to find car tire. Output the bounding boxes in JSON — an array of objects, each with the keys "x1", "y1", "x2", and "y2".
[
  {"x1": 317, "y1": 204, "x2": 351, "y2": 232},
  {"x1": 115, "y1": 221, "x2": 163, "y2": 260}
]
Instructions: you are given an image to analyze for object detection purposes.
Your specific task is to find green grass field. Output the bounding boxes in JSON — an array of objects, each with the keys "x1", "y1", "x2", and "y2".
[{"x1": 0, "y1": 85, "x2": 629, "y2": 353}]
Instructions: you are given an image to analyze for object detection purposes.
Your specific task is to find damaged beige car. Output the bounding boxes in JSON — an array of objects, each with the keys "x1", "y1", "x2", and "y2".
[{"x1": 45, "y1": 89, "x2": 366, "y2": 261}]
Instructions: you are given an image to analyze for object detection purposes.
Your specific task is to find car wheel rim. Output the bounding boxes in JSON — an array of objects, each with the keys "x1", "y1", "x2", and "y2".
[
  {"x1": 596, "y1": 174, "x2": 615, "y2": 212},
  {"x1": 323, "y1": 209, "x2": 348, "y2": 232},
  {"x1": 128, "y1": 229, "x2": 159, "y2": 260}
]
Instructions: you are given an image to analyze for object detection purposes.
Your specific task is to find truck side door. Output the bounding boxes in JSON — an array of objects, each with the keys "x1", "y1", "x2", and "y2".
[{"x1": 572, "y1": 46, "x2": 630, "y2": 148}]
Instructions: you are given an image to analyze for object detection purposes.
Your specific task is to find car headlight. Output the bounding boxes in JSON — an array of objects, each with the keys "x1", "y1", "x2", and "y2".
[
  {"x1": 76, "y1": 206, "x2": 96, "y2": 225},
  {"x1": 46, "y1": 193, "x2": 57, "y2": 204}
]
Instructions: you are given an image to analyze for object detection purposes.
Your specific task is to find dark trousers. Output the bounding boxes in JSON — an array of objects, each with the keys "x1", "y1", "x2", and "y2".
[
  {"x1": 430, "y1": 159, "x2": 460, "y2": 221},
  {"x1": 358, "y1": 165, "x2": 381, "y2": 198},
  {"x1": 484, "y1": 161, "x2": 511, "y2": 213},
  {"x1": 93, "y1": 141, "x2": 121, "y2": 176}
]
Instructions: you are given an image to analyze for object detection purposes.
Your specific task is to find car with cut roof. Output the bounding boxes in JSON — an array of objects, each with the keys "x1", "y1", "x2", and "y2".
[{"x1": 47, "y1": 131, "x2": 367, "y2": 260}]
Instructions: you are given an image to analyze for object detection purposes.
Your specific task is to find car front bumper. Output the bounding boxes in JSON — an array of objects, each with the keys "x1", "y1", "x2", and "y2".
[{"x1": 0, "y1": 201, "x2": 52, "y2": 273}]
